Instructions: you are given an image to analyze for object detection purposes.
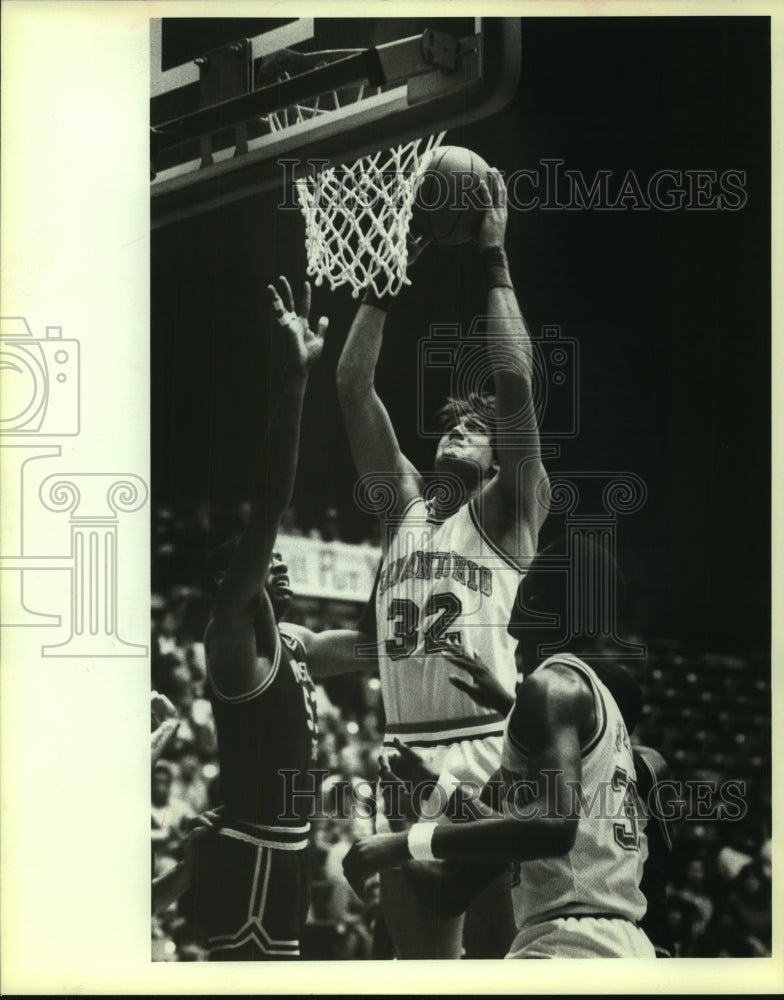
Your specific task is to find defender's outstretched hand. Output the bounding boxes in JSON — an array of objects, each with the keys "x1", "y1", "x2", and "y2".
[
  {"x1": 476, "y1": 168, "x2": 508, "y2": 250},
  {"x1": 268, "y1": 276, "x2": 328, "y2": 373},
  {"x1": 444, "y1": 643, "x2": 515, "y2": 716}
]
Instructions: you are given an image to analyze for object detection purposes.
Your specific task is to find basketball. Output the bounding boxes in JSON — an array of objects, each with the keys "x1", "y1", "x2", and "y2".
[{"x1": 410, "y1": 145, "x2": 492, "y2": 246}]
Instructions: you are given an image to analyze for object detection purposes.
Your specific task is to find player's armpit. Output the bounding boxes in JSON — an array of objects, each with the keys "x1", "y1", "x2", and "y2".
[
  {"x1": 508, "y1": 664, "x2": 593, "y2": 758},
  {"x1": 475, "y1": 466, "x2": 549, "y2": 569},
  {"x1": 205, "y1": 592, "x2": 278, "y2": 699},
  {"x1": 402, "y1": 858, "x2": 507, "y2": 919},
  {"x1": 510, "y1": 460, "x2": 549, "y2": 532}
]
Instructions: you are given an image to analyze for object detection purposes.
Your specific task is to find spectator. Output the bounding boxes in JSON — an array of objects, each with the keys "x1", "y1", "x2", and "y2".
[
  {"x1": 670, "y1": 856, "x2": 714, "y2": 939},
  {"x1": 694, "y1": 903, "x2": 769, "y2": 958},
  {"x1": 724, "y1": 861, "x2": 771, "y2": 953},
  {"x1": 151, "y1": 761, "x2": 194, "y2": 873},
  {"x1": 151, "y1": 690, "x2": 179, "y2": 766},
  {"x1": 161, "y1": 656, "x2": 217, "y2": 759},
  {"x1": 666, "y1": 898, "x2": 702, "y2": 957},
  {"x1": 172, "y1": 749, "x2": 211, "y2": 815}
]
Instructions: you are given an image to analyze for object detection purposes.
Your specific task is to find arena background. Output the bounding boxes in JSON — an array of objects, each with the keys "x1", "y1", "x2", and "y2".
[{"x1": 150, "y1": 16, "x2": 771, "y2": 960}]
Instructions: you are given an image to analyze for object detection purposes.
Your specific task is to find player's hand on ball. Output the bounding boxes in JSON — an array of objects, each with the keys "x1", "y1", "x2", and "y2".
[
  {"x1": 443, "y1": 643, "x2": 515, "y2": 715},
  {"x1": 268, "y1": 276, "x2": 328, "y2": 373},
  {"x1": 342, "y1": 833, "x2": 410, "y2": 901},
  {"x1": 476, "y1": 168, "x2": 508, "y2": 249}
]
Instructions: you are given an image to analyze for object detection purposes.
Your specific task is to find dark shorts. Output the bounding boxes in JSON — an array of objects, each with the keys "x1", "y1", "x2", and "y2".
[{"x1": 188, "y1": 829, "x2": 310, "y2": 961}]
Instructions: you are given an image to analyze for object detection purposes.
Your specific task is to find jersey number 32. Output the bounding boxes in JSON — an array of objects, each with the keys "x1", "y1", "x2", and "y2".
[{"x1": 385, "y1": 595, "x2": 462, "y2": 660}]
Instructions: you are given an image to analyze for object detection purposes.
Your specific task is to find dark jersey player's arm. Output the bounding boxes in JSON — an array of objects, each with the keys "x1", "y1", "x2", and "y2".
[
  {"x1": 207, "y1": 280, "x2": 327, "y2": 699},
  {"x1": 336, "y1": 299, "x2": 423, "y2": 526},
  {"x1": 342, "y1": 666, "x2": 594, "y2": 894},
  {"x1": 476, "y1": 171, "x2": 549, "y2": 551},
  {"x1": 279, "y1": 622, "x2": 379, "y2": 678}
]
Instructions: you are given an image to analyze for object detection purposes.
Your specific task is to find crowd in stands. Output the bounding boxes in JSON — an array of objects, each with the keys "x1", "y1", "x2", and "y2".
[{"x1": 151, "y1": 503, "x2": 771, "y2": 960}]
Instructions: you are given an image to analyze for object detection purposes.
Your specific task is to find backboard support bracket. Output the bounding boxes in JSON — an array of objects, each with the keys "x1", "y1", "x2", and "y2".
[{"x1": 150, "y1": 18, "x2": 521, "y2": 228}]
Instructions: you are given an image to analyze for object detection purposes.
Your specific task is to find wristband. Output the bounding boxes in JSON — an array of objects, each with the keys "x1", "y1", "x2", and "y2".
[
  {"x1": 362, "y1": 287, "x2": 394, "y2": 312},
  {"x1": 481, "y1": 245, "x2": 513, "y2": 291},
  {"x1": 407, "y1": 821, "x2": 438, "y2": 861}
]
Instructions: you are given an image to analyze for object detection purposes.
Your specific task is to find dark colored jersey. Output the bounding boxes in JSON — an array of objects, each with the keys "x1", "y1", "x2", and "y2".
[
  {"x1": 208, "y1": 626, "x2": 318, "y2": 843},
  {"x1": 634, "y1": 745, "x2": 675, "y2": 957}
]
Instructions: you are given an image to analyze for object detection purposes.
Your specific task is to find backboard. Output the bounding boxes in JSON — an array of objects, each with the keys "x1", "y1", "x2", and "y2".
[{"x1": 150, "y1": 17, "x2": 521, "y2": 228}]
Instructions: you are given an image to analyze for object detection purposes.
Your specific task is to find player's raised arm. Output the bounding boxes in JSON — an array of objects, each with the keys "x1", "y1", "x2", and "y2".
[
  {"x1": 207, "y1": 278, "x2": 327, "y2": 698},
  {"x1": 342, "y1": 666, "x2": 591, "y2": 897},
  {"x1": 336, "y1": 250, "x2": 425, "y2": 526},
  {"x1": 476, "y1": 170, "x2": 549, "y2": 549}
]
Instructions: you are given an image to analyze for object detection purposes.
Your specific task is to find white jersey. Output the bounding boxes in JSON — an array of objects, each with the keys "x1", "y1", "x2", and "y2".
[
  {"x1": 502, "y1": 653, "x2": 648, "y2": 929},
  {"x1": 376, "y1": 496, "x2": 525, "y2": 745}
]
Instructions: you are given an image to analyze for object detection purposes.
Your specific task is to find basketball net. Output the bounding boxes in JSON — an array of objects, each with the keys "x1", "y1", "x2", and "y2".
[
  {"x1": 260, "y1": 64, "x2": 444, "y2": 298},
  {"x1": 294, "y1": 134, "x2": 445, "y2": 298}
]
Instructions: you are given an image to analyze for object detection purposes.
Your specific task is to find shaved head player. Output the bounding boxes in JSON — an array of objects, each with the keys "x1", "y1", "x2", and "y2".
[{"x1": 336, "y1": 170, "x2": 550, "y2": 957}]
